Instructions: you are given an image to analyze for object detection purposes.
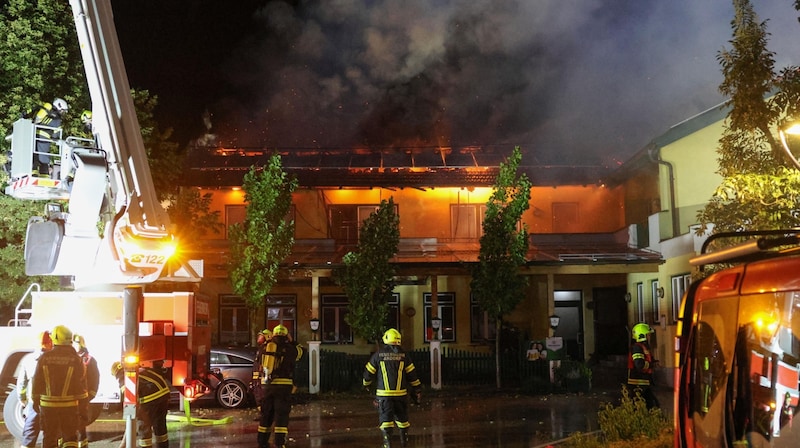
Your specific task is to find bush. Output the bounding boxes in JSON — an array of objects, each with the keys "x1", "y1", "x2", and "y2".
[{"x1": 564, "y1": 387, "x2": 672, "y2": 448}]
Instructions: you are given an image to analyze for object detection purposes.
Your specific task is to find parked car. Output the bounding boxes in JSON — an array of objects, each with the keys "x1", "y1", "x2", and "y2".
[{"x1": 207, "y1": 346, "x2": 257, "y2": 409}]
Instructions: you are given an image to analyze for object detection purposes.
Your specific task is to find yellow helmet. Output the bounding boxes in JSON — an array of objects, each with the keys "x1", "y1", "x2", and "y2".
[
  {"x1": 52, "y1": 325, "x2": 73, "y2": 346},
  {"x1": 111, "y1": 361, "x2": 123, "y2": 376},
  {"x1": 272, "y1": 324, "x2": 288, "y2": 337},
  {"x1": 260, "y1": 328, "x2": 272, "y2": 337},
  {"x1": 80, "y1": 110, "x2": 92, "y2": 123},
  {"x1": 632, "y1": 323, "x2": 653, "y2": 342},
  {"x1": 382, "y1": 328, "x2": 402, "y2": 346},
  {"x1": 73, "y1": 334, "x2": 86, "y2": 348}
]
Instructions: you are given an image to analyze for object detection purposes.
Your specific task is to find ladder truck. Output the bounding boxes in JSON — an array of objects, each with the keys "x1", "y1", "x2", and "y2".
[{"x1": 1, "y1": 0, "x2": 212, "y2": 441}]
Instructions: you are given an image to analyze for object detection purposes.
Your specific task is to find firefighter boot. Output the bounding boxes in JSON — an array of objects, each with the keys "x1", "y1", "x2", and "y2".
[
  {"x1": 381, "y1": 429, "x2": 393, "y2": 448},
  {"x1": 399, "y1": 428, "x2": 409, "y2": 447}
]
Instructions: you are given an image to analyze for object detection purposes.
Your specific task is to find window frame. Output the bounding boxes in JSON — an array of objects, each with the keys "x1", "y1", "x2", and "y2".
[
  {"x1": 320, "y1": 294, "x2": 353, "y2": 344},
  {"x1": 423, "y1": 292, "x2": 456, "y2": 343}
]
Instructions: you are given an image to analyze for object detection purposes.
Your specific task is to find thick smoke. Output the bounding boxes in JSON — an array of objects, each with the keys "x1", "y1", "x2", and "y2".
[{"x1": 204, "y1": 0, "x2": 800, "y2": 166}]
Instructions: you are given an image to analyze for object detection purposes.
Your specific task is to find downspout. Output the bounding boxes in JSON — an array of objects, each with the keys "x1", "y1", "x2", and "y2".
[{"x1": 648, "y1": 143, "x2": 680, "y2": 238}]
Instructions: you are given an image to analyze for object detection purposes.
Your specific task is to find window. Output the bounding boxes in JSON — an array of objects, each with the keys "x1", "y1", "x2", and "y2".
[
  {"x1": 636, "y1": 282, "x2": 645, "y2": 322},
  {"x1": 329, "y1": 204, "x2": 397, "y2": 244},
  {"x1": 265, "y1": 295, "x2": 297, "y2": 340},
  {"x1": 671, "y1": 274, "x2": 692, "y2": 322},
  {"x1": 470, "y1": 293, "x2": 497, "y2": 342},
  {"x1": 651, "y1": 280, "x2": 662, "y2": 323},
  {"x1": 219, "y1": 295, "x2": 249, "y2": 346},
  {"x1": 552, "y1": 202, "x2": 580, "y2": 232},
  {"x1": 225, "y1": 204, "x2": 295, "y2": 239},
  {"x1": 321, "y1": 294, "x2": 352, "y2": 344},
  {"x1": 424, "y1": 292, "x2": 455, "y2": 342},
  {"x1": 225, "y1": 205, "x2": 246, "y2": 239},
  {"x1": 450, "y1": 204, "x2": 486, "y2": 240},
  {"x1": 385, "y1": 293, "x2": 400, "y2": 331}
]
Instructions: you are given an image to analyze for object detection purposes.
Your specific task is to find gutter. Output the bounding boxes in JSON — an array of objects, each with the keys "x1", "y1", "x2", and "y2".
[{"x1": 648, "y1": 143, "x2": 680, "y2": 239}]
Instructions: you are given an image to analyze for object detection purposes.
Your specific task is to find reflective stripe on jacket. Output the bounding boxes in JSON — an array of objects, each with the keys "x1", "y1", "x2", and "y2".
[
  {"x1": 363, "y1": 346, "x2": 421, "y2": 398},
  {"x1": 627, "y1": 341, "x2": 654, "y2": 386},
  {"x1": 32, "y1": 345, "x2": 87, "y2": 408}
]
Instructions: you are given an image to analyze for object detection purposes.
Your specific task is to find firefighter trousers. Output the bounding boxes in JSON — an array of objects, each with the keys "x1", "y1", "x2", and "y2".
[{"x1": 41, "y1": 405, "x2": 80, "y2": 448}]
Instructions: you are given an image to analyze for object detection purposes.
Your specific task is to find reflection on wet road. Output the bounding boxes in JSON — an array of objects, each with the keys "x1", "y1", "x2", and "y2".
[{"x1": 1, "y1": 389, "x2": 621, "y2": 447}]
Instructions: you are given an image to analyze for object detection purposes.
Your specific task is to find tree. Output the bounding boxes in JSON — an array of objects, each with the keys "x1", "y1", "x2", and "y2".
[
  {"x1": 697, "y1": 0, "x2": 800, "y2": 236},
  {"x1": 470, "y1": 146, "x2": 531, "y2": 388},
  {"x1": 337, "y1": 198, "x2": 400, "y2": 345},
  {"x1": 228, "y1": 156, "x2": 298, "y2": 341}
]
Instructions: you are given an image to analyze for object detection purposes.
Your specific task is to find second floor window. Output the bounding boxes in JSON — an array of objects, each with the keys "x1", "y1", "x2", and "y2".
[
  {"x1": 451, "y1": 204, "x2": 486, "y2": 240},
  {"x1": 321, "y1": 294, "x2": 352, "y2": 344}
]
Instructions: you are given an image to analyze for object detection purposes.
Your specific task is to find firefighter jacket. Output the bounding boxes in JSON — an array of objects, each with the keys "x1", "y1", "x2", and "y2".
[
  {"x1": 32, "y1": 345, "x2": 88, "y2": 408},
  {"x1": 363, "y1": 345, "x2": 421, "y2": 398},
  {"x1": 78, "y1": 348, "x2": 100, "y2": 400},
  {"x1": 30, "y1": 103, "x2": 62, "y2": 139},
  {"x1": 627, "y1": 341, "x2": 655, "y2": 387},
  {"x1": 253, "y1": 336, "x2": 303, "y2": 386},
  {"x1": 138, "y1": 367, "x2": 171, "y2": 405}
]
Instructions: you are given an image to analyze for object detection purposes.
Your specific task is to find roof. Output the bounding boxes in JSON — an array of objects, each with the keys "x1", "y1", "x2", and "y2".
[{"x1": 182, "y1": 146, "x2": 612, "y2": 188}]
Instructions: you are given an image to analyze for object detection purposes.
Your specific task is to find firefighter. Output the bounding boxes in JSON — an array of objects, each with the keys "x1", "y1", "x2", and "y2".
[
  {"x1": 251, "y1": 328, "x2": 272, "y2": 406},
  {"x1": 256, "y1": 324, "x2": 303, "y2": 448},
  {"x1": 32, "y1": 324, "x2": 87, "y2": 448},
  {"x1": 627, "y1": 322, "x2": 660, "y2": 409},
  {"x1": 363, "y1": 328, "x2": 422, "y2": 448},
  {"x1": 111, "y1": 361, "x2": 171, "y2": 448},
  {"x1": 16, "y1": 330, "x2": 53, "y2": 448},
  {"x1": 73, "y1": 334, "x2": 100, "y2": 448},
  {"x1": 25, "y1": 98, "x2": 69, "y2": 177}
]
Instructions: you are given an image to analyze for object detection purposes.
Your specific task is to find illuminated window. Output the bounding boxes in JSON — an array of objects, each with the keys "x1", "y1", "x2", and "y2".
[
  {"x1": 671, "y1": 274, "x2": 691, "y2": 322},
  {"x1": 651, "y1": 280, "x2": 661, "y2": 323},
  {"x1": 225, "y1": 204, "x2": 295, "y2": 239},
  {"x1": 552, "y1": 202, "x2": 580, "y2": 232},
  {"x1": 424, "y1": 292, "x2": 455, "y2": 342},
  {"x1": 385, "y1": 293, "x2": 400, "y2": 331},
  {"x1": 450, "y1": 204, "x2": 486, "y2": 240},
  {"x1": 636, "y1": 282, "x2": 645, "y2": 322},
  {"x1": 329, "y1": 204, "x2": 398, "y2": 244}
]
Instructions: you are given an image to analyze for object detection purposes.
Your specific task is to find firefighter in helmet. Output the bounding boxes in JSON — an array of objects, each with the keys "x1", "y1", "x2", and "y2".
[
  {"x1": 627, "y1": 322, "x2": 660, "y2": 409},
  {"x1": 73, "y1": 334, "x2": 100, "y2": 448},
  {"x1": 32, "y1": 324, "x2": 87, "y2": 448},
  {"x1": 251, "y1": 328, "x2": 273, "y2": 406},
  {"x1": 26, "y1": 98, "x2": 69, "y2": 177},
  {"x1": 363, "y1": 328, "x2": 422, "y2": 448},
  {"x1": 256, "y1": 324, "x2": 303, "y2": 448},
  {"x1": 17, "y1": 330, "x2": 53, "y2": 448},
  {"x1": 111, "y1": 360, "x2": 170, "y2": 448}
]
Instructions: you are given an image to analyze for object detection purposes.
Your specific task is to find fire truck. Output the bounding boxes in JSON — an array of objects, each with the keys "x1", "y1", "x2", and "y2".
[
  {"x1": 1, "y1": 0, "x2": 213, "y2": 441},
  {"x1": 675, "y1": 230, "x2": 800, "y2": 447}
]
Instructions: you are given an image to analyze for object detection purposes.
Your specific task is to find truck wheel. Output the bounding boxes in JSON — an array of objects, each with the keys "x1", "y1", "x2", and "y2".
[
  {"x1": 3, "y1": 391, "x2": 30, "y2": 442},
  {"x1": 216, "y1": 379, "x2": 247, "y2": 409}
]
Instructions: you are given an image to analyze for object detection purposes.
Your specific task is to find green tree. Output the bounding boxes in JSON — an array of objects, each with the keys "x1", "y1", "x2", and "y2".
[
  {"x1": 697, "y1": 0, "x2": 800, "y2": 236},
  {"x1": 337, "y1": 198, "x2": 400, "y2": 345},
  {"x1": 228, "y1": 156, "x2": 298, "y2": 341},
  {"x1": 0, "y1": 195, "x2": 61, "y2": 311},
  {"x1": 470, "y1": 146, "x2": 531, "y2": 388}
]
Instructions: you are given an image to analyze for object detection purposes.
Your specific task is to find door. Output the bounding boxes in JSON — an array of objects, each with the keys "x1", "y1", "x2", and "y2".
[
  {"x1": 553, "y1": 290, "x2": 584, "y2": 361},
  {"x1": 592, "y1": 286, "x2": 629, "y2": 357}
]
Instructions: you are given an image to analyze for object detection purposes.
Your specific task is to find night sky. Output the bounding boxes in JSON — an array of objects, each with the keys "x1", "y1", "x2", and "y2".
[{"x1": 111, "y1": 1, "x2": 800, "y2": 167}]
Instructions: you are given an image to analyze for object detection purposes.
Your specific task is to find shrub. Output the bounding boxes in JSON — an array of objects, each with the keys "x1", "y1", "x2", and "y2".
[{"x1": 564, "y1": 387, "x2": 672, "y2": 448}]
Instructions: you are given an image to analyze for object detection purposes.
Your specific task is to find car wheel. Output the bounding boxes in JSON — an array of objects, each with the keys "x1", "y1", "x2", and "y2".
[{"x1": 216, "y1": 379, "x2": 248, "y2": 409}]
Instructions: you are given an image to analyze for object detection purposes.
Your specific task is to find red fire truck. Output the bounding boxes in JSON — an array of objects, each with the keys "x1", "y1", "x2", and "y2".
[{"x1": 675, "y1": 230, "x2": 800, "y2": 447}]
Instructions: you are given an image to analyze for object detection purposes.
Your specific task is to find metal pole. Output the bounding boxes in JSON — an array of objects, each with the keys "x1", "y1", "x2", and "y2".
[{"x1": 123, "y1": 286, "x2": 141, "y2": 448}]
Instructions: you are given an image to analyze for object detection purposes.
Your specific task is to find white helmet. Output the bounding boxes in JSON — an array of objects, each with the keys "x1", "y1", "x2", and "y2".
[{"x1": 52, "y1": 98, "x2": 69, "y2": 113}]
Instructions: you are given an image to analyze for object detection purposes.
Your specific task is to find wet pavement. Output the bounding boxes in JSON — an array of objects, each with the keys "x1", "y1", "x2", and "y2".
[{"x1": 0, "y1": 385, "x2": 674, "y2": 447}]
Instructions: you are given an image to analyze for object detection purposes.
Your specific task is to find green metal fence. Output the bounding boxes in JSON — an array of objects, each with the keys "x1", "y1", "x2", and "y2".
[{"x1": 305, "y1": 346, "x2": 553, "y2": 393}]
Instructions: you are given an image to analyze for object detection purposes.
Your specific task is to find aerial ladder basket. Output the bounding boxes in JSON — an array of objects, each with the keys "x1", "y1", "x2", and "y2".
[{"x1": 3, "y1": 118, "x2": 95, "y2": 201}]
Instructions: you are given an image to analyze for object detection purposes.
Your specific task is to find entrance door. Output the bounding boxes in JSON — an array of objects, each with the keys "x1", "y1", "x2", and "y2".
[
  {"x1": 592, "y1": 286, "x2": 629, "y2": 357},
  {"x1": 553, "y1": 290, "x2": 584, "y2": 361}
]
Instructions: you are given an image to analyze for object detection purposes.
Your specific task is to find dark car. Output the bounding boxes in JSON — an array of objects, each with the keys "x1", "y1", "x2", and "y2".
[{"x1": 207, "y1": 346, "x2": 257, "y2": 409}]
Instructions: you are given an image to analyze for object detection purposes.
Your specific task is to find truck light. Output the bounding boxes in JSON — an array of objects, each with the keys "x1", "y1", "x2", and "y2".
[{"x1": 123, "y1": 354, "x2": 139, "y2": 366}]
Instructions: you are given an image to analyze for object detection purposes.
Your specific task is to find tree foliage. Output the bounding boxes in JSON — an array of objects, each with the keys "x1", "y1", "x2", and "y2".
[
  {"x1": 697, "y1": 0, "x2": 800, "y2": 235},
  {"x1": 337, "y1": 198, "x2": 400, "y2": 344},
  {"x1": 228, "y1": 156, "x2": 298, "y2": 310},
  {"x1": 470, "y1": 146, "x2": 531, "y2": 388}
]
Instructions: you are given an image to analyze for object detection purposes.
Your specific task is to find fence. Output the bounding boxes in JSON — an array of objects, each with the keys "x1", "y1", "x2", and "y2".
[{"x1": 306, "y1": 346, "x2": 553, "y2": 393}]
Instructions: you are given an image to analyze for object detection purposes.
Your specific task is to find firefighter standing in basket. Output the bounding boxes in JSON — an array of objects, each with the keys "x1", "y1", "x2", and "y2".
[
  {"x1": 363, "y1": 328, "x2": 422, "y2": 448},
  {"x1": 32, "y1": 324, "x2": 87, "y2": 448},
  {"x1": 25, "y1": 98, "x2": 69, "y2": 177},
  {"x1": 627, "y1": 322, "x2": 660, "y2": 409},
  {"x1": 255, "y1": 324, "x2": 303, "y2": 448}
]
